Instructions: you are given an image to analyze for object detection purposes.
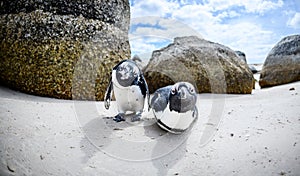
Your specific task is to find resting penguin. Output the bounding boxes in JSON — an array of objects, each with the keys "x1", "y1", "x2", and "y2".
[
  {"x1": 151, "y1": 82, "x2": 198, "y2": 134},
  {"x1": 104, "y1": 60, "x2": 150, "y2": 122}
]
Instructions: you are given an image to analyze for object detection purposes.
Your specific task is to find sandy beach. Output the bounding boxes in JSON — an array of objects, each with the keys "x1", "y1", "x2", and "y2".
[{"x1": 0, "y1": 80, "x2": 299, "y2": 176}]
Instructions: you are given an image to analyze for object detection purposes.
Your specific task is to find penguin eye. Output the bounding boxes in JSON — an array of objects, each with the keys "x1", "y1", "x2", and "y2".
[
  {"x1": 190, "y1": 88, "x2": 194, "y2": 93},
  {"x1": 171, "y1": 88, "x2": 176, "y2": 95}
]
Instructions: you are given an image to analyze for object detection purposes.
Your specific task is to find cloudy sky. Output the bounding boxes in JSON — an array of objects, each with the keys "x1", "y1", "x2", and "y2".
[{"x1": 128, "y1": 0, "x2": 300, "y2": 64}]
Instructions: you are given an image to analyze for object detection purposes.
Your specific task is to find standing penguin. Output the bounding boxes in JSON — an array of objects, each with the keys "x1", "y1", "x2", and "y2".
[
  {"x1": 104, "y1": 60, "x2": 150, "y2": 122},
  {"x1": 151, "y1": 82, "x2": 198, "y2": 134}
]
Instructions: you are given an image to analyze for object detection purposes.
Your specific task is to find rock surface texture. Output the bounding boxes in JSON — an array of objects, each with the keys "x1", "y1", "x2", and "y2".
[
  {"x1": 0, "y1": 0, "x2": 131, "y2": 100},
  {"x1": 249, "y1": 65, "x2": 258, "y2": 74},
  {"x1": 235, "y1": 50, "x2": 247, "y2": 63},
  {"x1": 144, "y1": 36, "x2": 254, "y2": 94},
  {"x1": 259, "y1": 35, "x2": 300, "y2": 88}
]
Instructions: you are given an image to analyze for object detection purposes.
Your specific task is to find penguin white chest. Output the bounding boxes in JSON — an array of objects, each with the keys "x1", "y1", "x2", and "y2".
[
  {"x1": 155, "y1": 105, "x2": 195, "y2": 133},
  {"x1": 113, "y1": 84, "x2": 145, "y2": 113}
]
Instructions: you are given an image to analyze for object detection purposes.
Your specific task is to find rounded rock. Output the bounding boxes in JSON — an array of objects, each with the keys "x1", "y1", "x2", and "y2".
[{"x1": 259, "y1": 35, "x2": 300, "y2": 88}]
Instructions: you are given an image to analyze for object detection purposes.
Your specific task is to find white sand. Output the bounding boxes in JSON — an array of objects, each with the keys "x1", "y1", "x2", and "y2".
[{"x1": 0, "y1": 81, "x2": 299, "y2": 176}]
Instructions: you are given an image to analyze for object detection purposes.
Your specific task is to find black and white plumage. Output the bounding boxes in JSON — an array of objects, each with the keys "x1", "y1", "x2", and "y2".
[
  {"x1": 104, "y1": 60, "x2": 150, "y2": 122},
  {"x1": 151, "y1": 82, "x2": 198, "y2": 134}
]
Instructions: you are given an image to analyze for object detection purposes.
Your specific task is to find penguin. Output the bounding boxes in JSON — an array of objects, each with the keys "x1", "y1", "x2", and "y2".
[
  {"x1": 104, "y1": 60, "x2": 150, "y2": 122},
  {"x1": 151, "y1": 82, "x2": 198, "y2": 134}
]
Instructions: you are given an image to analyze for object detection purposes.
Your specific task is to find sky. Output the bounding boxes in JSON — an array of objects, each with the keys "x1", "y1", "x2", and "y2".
[{"x1": 128, "y1": 0, "x2": 300, "y2": 64}]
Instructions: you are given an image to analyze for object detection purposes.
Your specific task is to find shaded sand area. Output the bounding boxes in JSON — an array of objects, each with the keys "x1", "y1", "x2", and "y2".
[{"x1": 0, "y1": 81, "x2": 299, "y2": 176}]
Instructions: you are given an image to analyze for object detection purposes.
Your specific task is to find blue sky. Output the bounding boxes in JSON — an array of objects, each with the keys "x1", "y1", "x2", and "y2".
[{"x1": 128, "y1": 0, "x2": 300, "y2": 64}]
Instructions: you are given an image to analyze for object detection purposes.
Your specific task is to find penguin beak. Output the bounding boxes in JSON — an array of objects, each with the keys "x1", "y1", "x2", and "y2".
[{"x1": 178, "y1": 88, "x2": 187, "y2": 99}]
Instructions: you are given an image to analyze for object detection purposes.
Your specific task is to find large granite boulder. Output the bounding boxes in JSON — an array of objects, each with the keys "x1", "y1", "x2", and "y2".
[
  {"x1": 0, "y1": 0, "x2": 130, "y2": 100},
  {"x1": 144, "y1": 36, "x2": 254, "y2": 94},
  {"x1": 259, "y1": 35, "x2": 300, "y2": 88}
]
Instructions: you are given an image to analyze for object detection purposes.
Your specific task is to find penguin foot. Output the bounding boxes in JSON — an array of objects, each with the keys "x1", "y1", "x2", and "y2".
[
  {"x1": 113, "y1": 114, "x2": 125, "y2": 122},
  {"x1": 131, "y1": 112, "x2": 142, "y2": 122}
]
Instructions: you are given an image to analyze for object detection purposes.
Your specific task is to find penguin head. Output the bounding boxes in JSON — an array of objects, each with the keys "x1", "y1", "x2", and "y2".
[
  {"x1": 169, "y1": 82, "x2": 197, "y2": 113},
  {"x1": 114, "y1": 60, "x2": 140, "y2": 87}
]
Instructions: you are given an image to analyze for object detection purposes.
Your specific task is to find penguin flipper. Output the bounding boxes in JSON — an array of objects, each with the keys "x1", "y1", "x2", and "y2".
[
  {"x1": 104, "y1": 77, "x2": 113, "y2": 110},
  {"x1": 151, "y1": 86, "x2": 172, "y2": 113},
  {"x1": 193, "y1": 106, "x2": 199, "y2": 119},
  {"x1": 138, "y1": 74, "x2": 151, "y2": 111}
]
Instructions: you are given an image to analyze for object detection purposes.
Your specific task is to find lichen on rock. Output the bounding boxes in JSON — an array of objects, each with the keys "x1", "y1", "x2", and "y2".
[{"x1": 0, "y1": 0, "x2": 131, "y2": 100}]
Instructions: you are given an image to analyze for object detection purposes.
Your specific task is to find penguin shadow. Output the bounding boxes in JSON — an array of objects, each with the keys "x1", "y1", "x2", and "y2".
[
  {"x1": 143, "y1": 115, "x2": 167, "y2": 138},
  {"x1": 79, "y1": 116, "x2": 113, "y2": 164},
  {"x1": 143, "y1": 123, "x2": 190, "y2": 176},
  {"x1": 80, "y1": 113, "x2": 146, "y2": 164},
  {"x1": 152, "y1": 131, "x2": 189, "y2": 176}
]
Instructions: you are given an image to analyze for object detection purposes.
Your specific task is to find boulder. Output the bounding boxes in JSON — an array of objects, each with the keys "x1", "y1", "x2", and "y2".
[
  {"x1": 259, "y1": 35, "x2": 300, "y2": 88},
  {"x1": 132, "y1": 54, "x2": 142, "y2": 63},
  {"x1": 235, "y1": 51, "x2": 258, "y2": 74},
  {"x1": 249, "y1": 65, "x2": 258, "y2": 74},
  {"x1": 143, "y1": 36, "x2": 254, "y2": 94},
  {"x1": 235, "y1": 50, "x2": 258, "y2": 74},
  {"x1": 235, "y1": 51, "x2": 247, "y2": 63},
  {"x1": 0, "y1": 0, "x2": 131, "y2": 100},
  {"x1": 131, "y1": 54, "x2": 143, "y2": 69}
]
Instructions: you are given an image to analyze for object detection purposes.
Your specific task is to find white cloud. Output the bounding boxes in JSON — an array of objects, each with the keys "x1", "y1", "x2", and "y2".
[
  {"x1": 170, "y1": 4, "x2": 219, "y2": 37},
  {"x1": 129, "y1": 17, "x2": 203, "y2": 59},
  {"x1": 130, "y1": 38, "x2": 158, "y2": 57},
  {"x1": 130, "y1": 17, "x2": 159, "y2": 26},
  {"x1": 130, "y1": 17, "x2": 202, "y2": 44},
  {"x1": 130, "y1": 0, "x2": 179, "y2": 17},
  {"x1": 131, "y1": 0, "x2": 284, "y2": 17},
  {"x1": 202, "y1": 0, "x2": 241, "y2": 11},
  {"x1": 210, "y1": 22, "x2": 276, "y2": 63},
  {"x1": 228, "y1": 11, "x2": 241, "y2": 18},
  {"x1": 287, "y1": 12, "x2": 300, "y2": 29},
  {"x1": 243, "y1": 0, "x2": 283, "y2": 14},
  {"x1": 203, "y1": 0, "x2": 283, "y2": 14}
]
